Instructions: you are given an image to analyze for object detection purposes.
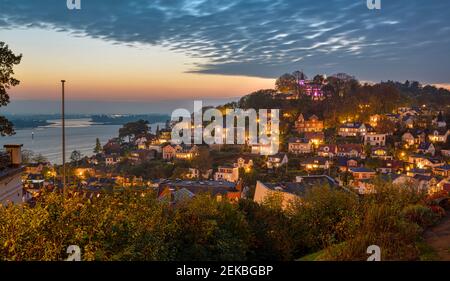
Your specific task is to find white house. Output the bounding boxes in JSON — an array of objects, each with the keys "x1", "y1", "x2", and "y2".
[
  {"x1": 364, "y1": 133, "x2": 387, "y2": 146},
  {"x1": 214, "y1": 166, "x2": 239, "y2": 182}
]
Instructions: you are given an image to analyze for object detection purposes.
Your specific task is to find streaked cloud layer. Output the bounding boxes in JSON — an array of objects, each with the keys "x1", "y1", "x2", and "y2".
[{"x1": 1, "y1": 0, "x2": 450, "y2": 83}]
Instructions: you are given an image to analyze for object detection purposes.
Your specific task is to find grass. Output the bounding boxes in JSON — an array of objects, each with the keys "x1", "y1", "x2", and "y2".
[
  {"x1": 417, "y1": 241, "x2": 439, "y2": 261},
  {"x1": 297, "y1": 250, "x2": 325, "y2": 261}
]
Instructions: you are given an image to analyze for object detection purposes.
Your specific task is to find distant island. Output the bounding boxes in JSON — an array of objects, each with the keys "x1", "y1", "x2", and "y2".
[
  {"x1": 91, "y1": 114, "x2": 170, "y2": 125},
  {"x1": 5, "y1": 114, "x2": 170, "y2": 130}
]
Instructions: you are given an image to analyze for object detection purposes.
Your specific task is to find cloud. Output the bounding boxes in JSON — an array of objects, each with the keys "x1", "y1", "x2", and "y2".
[{"x1": 1, "y1": 0, "x2": 450, "y2": 82}]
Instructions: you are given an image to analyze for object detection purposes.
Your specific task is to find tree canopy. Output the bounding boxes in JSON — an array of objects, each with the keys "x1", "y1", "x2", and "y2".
[{"x1": 0, "y1": 42, "x2": 22, "y2": 136}]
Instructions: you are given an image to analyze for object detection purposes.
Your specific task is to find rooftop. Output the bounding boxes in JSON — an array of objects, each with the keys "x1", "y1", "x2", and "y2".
[{"x1": 262, "y1": 175, "x2": 338, "y2": 198}]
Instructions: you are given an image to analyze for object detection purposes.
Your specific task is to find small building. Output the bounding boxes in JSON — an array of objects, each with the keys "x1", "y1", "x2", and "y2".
[
  {"x1": 371, "y1": 147, "x2": 393, "y2": 160},
  {"x1": 129, "y1": 149, "x2": 156, "y2": 163},
  {"x1": 349, "y1": 167, "x2": 376, "y2": 180},
  {"x1": 337, "y1": 144, "x2": 364, "y2": 158},
  {"x1": 408, "y1": 154, "x2": 445, "y2": 169},
  {"x1": 294, "y1": 114, "x2": 324, "y2": 133},
  {"x1": 336, "y1": 157, "x2": 359, "y2": 172},
  {"x1": 433, "y1": 165, "x2": 450, "y2": 177},
  {"x1": 402, "y1": 132, "x2": 416, "y2": 146},
  {"x1": 364, "y1": 133, "x2": 387, "y2": 147},
  {"x1": 338, "y1": 122, "x2": 367, "y2": 137},
  {"x1": 214, "y1": 166, "x2": 239, "y2": 183},
  {"x1": 416, "y1": 142, "x2": 436, "y2": 156},
  {"x1": 317, "y1": 144, "x2": 338, "y2": 158},
  {"x1": 288, "y1": 137, "x2": 312, "y2": 154},
  {"x1": 301, "y1": 157, "x2": 331, "y2": 171},
  {"x1": 266, "y1": 153, "x2": 289, "y2": 169},
  {"x1": 105, "y1": 154, "x2": 122, "y2": 166},
  {"x1": 429, "y1": 129, "x2": 450, "y2": 143},
  {"x1": 304, "y1": 132, "x2": 325, "y2": 146},
  {"x1": 234, "y1": 157, "x2": 254, "y2": 171},
  {"x1": 158, "y1": 180, "x2": 241, "y2": 203},
  {"x1": 253, "y1": 176, "x2": 338, "y2": 209}
]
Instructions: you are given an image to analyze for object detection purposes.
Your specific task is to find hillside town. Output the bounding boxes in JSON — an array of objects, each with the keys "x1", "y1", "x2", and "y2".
[{"x1": 3, "y1": 73, "x2": 450, "y2": 209}]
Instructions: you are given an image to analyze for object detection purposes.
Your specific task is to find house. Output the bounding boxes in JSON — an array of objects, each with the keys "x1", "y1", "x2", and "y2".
[
  {"x1": 337, "y1": 144, "x2": 363, "y2": 158},
  {"x1": 163, "y1": 144, "x2": 179, "y2": 160},
  {"x1": 433, "y1": 112, "x2": 447, "y2": 128},
  {"x1": 429, "y1": 129, "x2": 450, "y2": 143},
  {"x1": 338, "y1": 122, "x2": 367, "y2": 137},
  {"x1": 433, "y1": 165, "x2": 450, "y2": 177},
  {"x1": 402, "y1": 132, "x2": 416, "y2": 146},
  {"x1": 336, "y1": 157, "x2": 359, "y2": 172},
  {"x1": 158, "y1": 180, "x2": 241, "y2": 203},
  {"x1": 187, "y1": 168, "x2": 212, "y2": 179},
  {"x1": 250, "y1": 144, "x2": 276, "y2": 155},
  {"x1": 406, "y1": 168, "x2": 432, "y2": 177},
  {"x1": 401, "y1": 116, "x2": 415, "y2": 129},
  {"x1": 294, "y1": 114, "x2": 324, "y2": 133},
  {"x1": 253, "y1": 176, "x2": 338, "y2": 209},
  {"x1": 214, "y1": 166, "x2": 239, "y2": 182},
  {"x1": 304, "y1": 132, "x2": 325, "y2": 146},
  {"x1": 369, "y1": 114, "x2": 381, "y2": 128},
  {"x1": 317, "y1": 144, "x2": 338, "y2": 158},
  {"x1": 105, "y1": 155, "x2": 122, "y2": 165},
  {"x1": 288, "y1": 137, "x2": 312, "y2": 154},
  {"x1": 417, "y1": 142, "x2": 436, "y2": 156},
  {"x1": 163, "y1": 144, "x2": 198, "y2": 160},
  {"x1": 103, "y1": 139, "x2": 121, "y2": 155},
  {"x1": 364, "y1": 133, "x2": 387, "y2": 146},
  {"x1": 301, "y1": 157, "x2": 331, "y2": 171},
  {"x1": 408, "y1": 154, "x2": 445, "y2": 169},
  {"x1": 135, "y1": 136, "x2": 148, "y2": 149},
  {"x1": 371, "y1": 147, "x2": 393, "y2": 160},
  {"x1": 129, "y1": 149, "x2": 156, "y2": 163},
  {"x1": 234, "y1": 157, "x2": 254, "y2": 171},
  {"x1": 175, "y1": 145, "x2": 199, "y2": 160},
  {"x1": 25, "y1": 162, "x2": 50, "y2": 175},
  {"x1": 349, "y1": 167, "x2": 377, "y2": 194},
  {"x1": 0, "y1": 145, "x2": 25, "y2": 205},
  {"x1": 349, "y1": 167, "x2": 376, "y2": 180},
  {"x1": 377, "y1": 160, "x2": 403, "y2": 174},
  {"x1": 267, "y1": 153, "x2": 289, "y2": 169}
]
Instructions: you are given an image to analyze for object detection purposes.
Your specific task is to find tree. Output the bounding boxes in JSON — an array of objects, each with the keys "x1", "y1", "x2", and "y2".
[
  {"x1": 192, "y1": 147, "x2": 212, "y2": 178},
  {"x1": 376, "y1": 117, "x2": 397, "y2": 134},
  {"x1": 70, "y1": 150, "x2": 82, "y2": 164},
  {"x1": 94, "y1": 138, "x2": 102, "y2": 154},
  {"x1": 0, "y1": 42, "x2": 22, "y2": 136},
  {"x1": 119, "y1": 120, "x2": 149, "y2": 142},
  {"x1": 275, "y1": 73, "x2": 299, "y2": 94},
  {"x1": 32, "y1": 153, "x2": 48, "y2": 163}
]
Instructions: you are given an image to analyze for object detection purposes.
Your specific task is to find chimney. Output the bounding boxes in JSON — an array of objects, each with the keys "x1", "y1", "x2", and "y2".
[{"x1": 4, "y1": 144, "x2": 23, "y2": 167}]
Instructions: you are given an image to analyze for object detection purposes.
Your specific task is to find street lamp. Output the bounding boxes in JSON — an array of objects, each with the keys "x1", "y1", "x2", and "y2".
[{"x1": 61, "y1": 80, "x2": 66, "y2": 196}]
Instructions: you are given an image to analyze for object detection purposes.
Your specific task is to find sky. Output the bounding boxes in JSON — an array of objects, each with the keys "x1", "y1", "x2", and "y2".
[{"x1": 1, "y1": 0, "x2": 450, "y2": 113}]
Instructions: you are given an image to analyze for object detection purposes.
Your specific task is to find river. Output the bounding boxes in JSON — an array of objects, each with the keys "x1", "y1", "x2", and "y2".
[{"x1": 0, "y1": 118, "x2": 164, "y2": 164}]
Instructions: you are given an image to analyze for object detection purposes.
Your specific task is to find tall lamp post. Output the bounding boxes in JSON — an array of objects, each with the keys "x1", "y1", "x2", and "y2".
[{"x1": 61, "y1": 80, "x2": 66, "y2": 196}]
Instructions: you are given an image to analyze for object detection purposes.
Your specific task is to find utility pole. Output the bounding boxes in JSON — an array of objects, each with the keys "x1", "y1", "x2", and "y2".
[{"x1": 61, "y1": 80, "x2": 66, "y2": 197}]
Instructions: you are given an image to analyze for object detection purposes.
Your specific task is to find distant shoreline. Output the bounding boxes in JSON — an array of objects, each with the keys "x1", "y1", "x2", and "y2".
[{"x1": 5, "y1": 114, "x2": 171, "y2": 130}]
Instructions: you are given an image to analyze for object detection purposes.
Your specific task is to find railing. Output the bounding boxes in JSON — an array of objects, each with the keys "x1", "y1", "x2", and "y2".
[{"x1": 0, "y1": 151, "x2": 12, "y2": 170}]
